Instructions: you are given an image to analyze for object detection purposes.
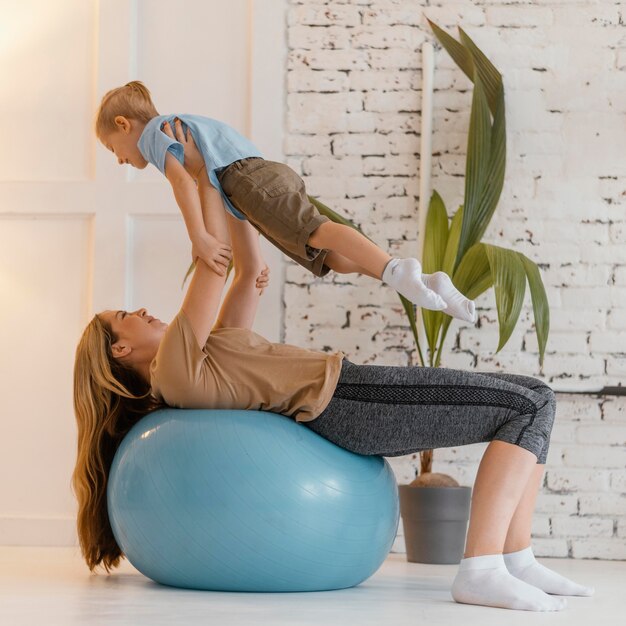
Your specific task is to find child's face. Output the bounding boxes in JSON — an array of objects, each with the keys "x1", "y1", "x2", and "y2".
[{"x1": 101, "y1": 116, "x2": 148, "y2": 169}]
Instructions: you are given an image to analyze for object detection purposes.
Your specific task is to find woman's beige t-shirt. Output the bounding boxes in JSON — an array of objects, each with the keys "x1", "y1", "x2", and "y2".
[{"x1": 149, "y1": 310, "x2": 344, "y2": 423}]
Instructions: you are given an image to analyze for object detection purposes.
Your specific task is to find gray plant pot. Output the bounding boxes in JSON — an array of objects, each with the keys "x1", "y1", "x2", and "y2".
[{"x1": 398, "y1": 485, "x2": 472, "y2": 564}]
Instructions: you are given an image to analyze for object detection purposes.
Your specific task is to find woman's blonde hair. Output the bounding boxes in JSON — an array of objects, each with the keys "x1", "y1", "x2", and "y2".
[
  {"x1": 95, "y1": 80, "x2": 159, "y2": 140},
  {"x1": 71, "y1": 314, "x2": 165, "y2": 573}
]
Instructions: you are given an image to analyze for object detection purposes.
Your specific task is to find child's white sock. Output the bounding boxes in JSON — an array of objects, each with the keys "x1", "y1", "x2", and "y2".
[
  {"x1": 503, "y1": 546, "x2": 595, "y2": 596},
  {"x1": 381, "y1": 258, "x2": 446, "y2": 311},
  {"x1": 451, "y1": 553, "x2": 568, "y2": 611},
  {"x1": 422, "y1": 271, "x2": 476, "y2": 323}
]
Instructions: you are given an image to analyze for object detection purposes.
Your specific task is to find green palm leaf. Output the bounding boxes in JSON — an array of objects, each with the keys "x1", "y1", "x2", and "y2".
[
  {"x1": 428, "y1": 233, "x2": 492, "y2": 368},
  {"x1": 399, "y1": 292, "x2": 426, "y2": 367},
  {"x1": 422, "y1": 203, "x2": 467, "y2": 366},
  {"x1": 430, "y1": 23, "x2": 507, "y2": 272},
  {"x1": 484, "y1": 244, "x2": 526, "y2": 352},
  {"x1": 520, "y1": 254, "x2": 550, "y2": 366},
  {"x1": 451, "y1": 243, "x2": 493, "y2": 302},
  {"x1": 471, "y1": 84, "x2": 506, "y2": 237},
  {"x1": 429, "y1": 22, "x2": 502, "y2": 118},
  {"x1": 452, "y1": 242, "x2": 549, "y2": 363},
  {"x1": 457, "y1": 75, "x2": 506, "y2": 266},
  {"x1": 422, "y1": 190, "x2": 449, "y2": 274},
  {"x1": 458, "y1": 70, "x2": 492, "y2": 265},
  {"x1": 422, "y1": 191, "x2": 450, "y2": 357},
  {"x1": 442, "y1": 205, "x2": 464, "y2": 277},
  {"x1": 458, "y1": 27, "x2": 502, "y2": 116},
  {"x1": 427, "y1": 19, "x2": 474, "y2": 82}
]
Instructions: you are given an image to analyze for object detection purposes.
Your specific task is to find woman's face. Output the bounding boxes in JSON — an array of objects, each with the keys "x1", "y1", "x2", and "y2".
[{"x1": 99, "y1": 308, "x2": 167, "y2": 361}]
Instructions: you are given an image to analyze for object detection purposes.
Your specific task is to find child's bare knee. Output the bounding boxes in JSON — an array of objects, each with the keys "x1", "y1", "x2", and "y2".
[{"x1": 307, "y1": 221, "x2": 337, "y2": 247}]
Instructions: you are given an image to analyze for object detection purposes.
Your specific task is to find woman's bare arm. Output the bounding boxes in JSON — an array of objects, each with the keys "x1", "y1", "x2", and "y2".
[
  {"x1": 213, "y1": 213, "x2": 268, "y2": 331},
  {"x1": 195, "y1": 168, "x2": 268, "y2": 330},
  {"x1": 178, "y1": 165, "x2": 232, "y2": 348},
  {"x1": 180, "y1": 257, "x2": 228, "y2": 349}
]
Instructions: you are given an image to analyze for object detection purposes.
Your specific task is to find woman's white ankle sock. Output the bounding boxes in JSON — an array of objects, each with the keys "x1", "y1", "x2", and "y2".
[
  {"x1": 381, "y1": 258, "x2": 446, "y2": 310},
  {"x1": 503, "y1": 546, "x2": 595, "y2": 596},
  {"x1": 451, "y1": 553, "x2": 568, "y2": 611},
  {"x1": 422, "y1": 271, "x2": 476, "y2": 323}
]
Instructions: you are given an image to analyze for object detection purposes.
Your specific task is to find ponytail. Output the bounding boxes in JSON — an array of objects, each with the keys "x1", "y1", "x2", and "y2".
[{"x1": 95, "y1": 80, "x2": 159, "y2": 139}]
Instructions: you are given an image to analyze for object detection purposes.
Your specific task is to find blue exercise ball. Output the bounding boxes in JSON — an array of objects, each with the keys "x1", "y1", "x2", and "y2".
[{"x1": 107, "y1": 408, "x2": 400, "y2": 592}]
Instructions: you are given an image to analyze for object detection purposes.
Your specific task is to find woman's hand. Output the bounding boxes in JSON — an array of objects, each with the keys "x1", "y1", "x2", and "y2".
[
  {"x1": 162, "y1": 118, "x2": 205, "y2": 180},
  {"x1": 255, "y1": 264, "x2": 270, "y2": 295}
]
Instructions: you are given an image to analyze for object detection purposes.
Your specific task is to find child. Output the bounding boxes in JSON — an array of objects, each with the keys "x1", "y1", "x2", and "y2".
[{"x1": 95, "y1": 81, "x2": 476, "y2": 323}]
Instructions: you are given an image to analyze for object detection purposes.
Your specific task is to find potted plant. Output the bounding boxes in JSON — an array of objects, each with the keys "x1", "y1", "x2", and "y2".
[{"x1": 310, "y1": 21, "x2": 550, "y2": 563}]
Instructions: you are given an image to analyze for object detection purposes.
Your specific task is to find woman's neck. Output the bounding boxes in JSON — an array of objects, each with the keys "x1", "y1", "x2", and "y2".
[{"x1": 136, "y1": 359, "x2": 153, "y2": 386}]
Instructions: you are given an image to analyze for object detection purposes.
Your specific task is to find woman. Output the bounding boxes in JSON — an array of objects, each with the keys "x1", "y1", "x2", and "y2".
[{"x1": 72, "y1": 121, "x2": 593, "y2": 612}]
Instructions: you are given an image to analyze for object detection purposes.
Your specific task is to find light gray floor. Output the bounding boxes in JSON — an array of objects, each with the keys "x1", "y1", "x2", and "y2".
[{"x1": 0, "y1": 547, "x2": 621, "y2": 625}]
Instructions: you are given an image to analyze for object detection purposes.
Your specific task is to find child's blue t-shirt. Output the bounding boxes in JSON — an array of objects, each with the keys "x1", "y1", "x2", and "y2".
[{"x1": 137, "y1": 114, "x2": 263, "y2": 220}]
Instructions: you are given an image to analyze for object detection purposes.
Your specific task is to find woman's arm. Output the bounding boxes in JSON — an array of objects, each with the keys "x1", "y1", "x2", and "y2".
[
  {"x1": 180, "y1": 256, "x2": 228, "y2": 349},
  {"x1": 195, "y1": 168, "x2": 268, "y2": 330},
  {"x1": 175, "y1": 158, "x2": 232, "y2": 348},
  {"x1": 213, "y1": 213, "x2": 268, "y2": 331}
]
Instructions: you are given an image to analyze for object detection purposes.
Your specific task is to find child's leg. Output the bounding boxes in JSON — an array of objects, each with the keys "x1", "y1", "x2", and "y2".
[
  {"x1": 308, "y1": 223, "x2": 448, "y2": 311},
  {"x1": 219, "y1": 160, "x2": 473, "y2": 318},
  {"x1": 307, "y1": 222, "x2": 389, "y2": 279},
  {"x1": 324, "y1": 250, "x2": 379, "y2": 279},
  {"x1": 311, "y1": 223, "x2": 476, "y2": 322}
]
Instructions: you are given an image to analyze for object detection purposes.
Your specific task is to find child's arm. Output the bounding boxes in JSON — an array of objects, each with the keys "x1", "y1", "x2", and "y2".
[
  {"x1": 163, "y1": 151, "x2": 232, "y2": 275},
  {"x1": 162, "y1": 119, "x2": 270, "y2": 330},
  {"x1": 163, "y1": 118, "x2": 264, "y2": 268}
]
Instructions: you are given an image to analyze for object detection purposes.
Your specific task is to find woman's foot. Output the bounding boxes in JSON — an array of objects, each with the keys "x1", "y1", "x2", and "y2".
[
  {"x1": 381, "y1": 258, "x2": 447, "y2": 311},
  {"x1": 422, "y1": 271, "x2": 476, "y2": 323},
  {"x1": 451, "y1": 553, "x2": 568, "y2": 611},
  {"x1": 504, "y1": 546, "x2": 595, "y2": 596}
]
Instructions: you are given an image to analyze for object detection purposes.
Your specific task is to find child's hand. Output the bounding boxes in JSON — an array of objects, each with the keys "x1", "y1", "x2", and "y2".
[
  {"x1": 192, "y1": 232, "x2": 233, "y2": 276},
  {"x1": 161, "y1": 118, "x2": 205, "y2": 180},
  {"x1": 255, "y1": 264, "x2": 270, "y2": 295}
]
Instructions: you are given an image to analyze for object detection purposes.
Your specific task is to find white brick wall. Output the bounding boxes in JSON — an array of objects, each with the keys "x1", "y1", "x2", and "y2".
[{"x1": 285, "y1": 0, "x2": 626, "y2": 559}]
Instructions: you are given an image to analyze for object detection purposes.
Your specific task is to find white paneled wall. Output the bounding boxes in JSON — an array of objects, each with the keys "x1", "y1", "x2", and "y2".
[
  {"x1": 133, "y1": 0, "x2": 252, "y2": 183},
  {"x1": 128, "y1": 215, "x2": 190, "y2": 323},
  {"x1": 0, "y1": 0, "x2": 95, "y2": 181},
  {"x1": 0, "y1": 216, "x2": 92, "y2": 530},
  {"x1": 0, "y1": 0, "x2": 287, "y2": 546}
]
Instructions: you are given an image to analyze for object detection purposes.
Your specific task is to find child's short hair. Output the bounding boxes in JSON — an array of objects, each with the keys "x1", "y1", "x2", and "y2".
[{"x1": 95, "y1": 81, "x2": 159, "y2": 139}]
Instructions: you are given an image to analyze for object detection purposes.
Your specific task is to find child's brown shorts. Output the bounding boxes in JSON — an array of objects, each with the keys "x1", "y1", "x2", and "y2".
[{"x1": 216, "y1": 157, "x2": 331, "y2": 277}]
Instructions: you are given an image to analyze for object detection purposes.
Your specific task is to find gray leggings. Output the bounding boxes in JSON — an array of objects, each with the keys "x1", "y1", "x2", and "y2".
[{"x1": 304, "y1": 358, "x2": 556, "y2": 464}]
